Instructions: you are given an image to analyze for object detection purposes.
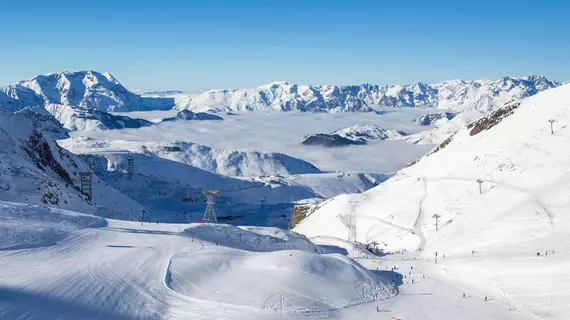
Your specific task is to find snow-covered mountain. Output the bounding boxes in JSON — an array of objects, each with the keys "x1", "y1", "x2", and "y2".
[
  {"x1": 60, "y1": 137, "x2": 322, "y2": 177},
  {"x1": 175, "y1": 81, "x2": 375, "y2": 113},
  {"x1": 1, "y1": 72, "x2": 558, "y2": 117},
  {"x1": 0, "y1": 109, "x2": 148, "y2": 218},
  {"x1": 294, "y1": 84, "x2": 570, "y2": 319},
  {"x1": 0, "y1": 70, "x2": 174, "y2": 112},
  {"x1": 161, "y1": 109, "x2": 223, "y2": 122},
  {"x1": 177, "y1": 76, "x2": 558, "y2": 113},
  {"x1": 302, "y1": 124, "x2": 406, "y2": 147},
  {"x1": 412, "y1": 111, "x2": 457, "y2": 126}
]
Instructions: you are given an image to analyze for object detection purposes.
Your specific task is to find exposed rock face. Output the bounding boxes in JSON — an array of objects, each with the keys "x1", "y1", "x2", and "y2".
[
  {"x1": 467, "y1": 101, "x2": 521, "y2": 136},
  {"x1": 290, "y1": 204, "x2": 319, "y2": 229}
]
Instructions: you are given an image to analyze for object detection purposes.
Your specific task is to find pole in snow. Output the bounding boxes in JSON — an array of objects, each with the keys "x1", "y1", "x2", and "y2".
[
  {"x1": 432, "y1": 214, "x2": 441, "y2": 231},
  {"x1": 476, "y1": 179, "x2": 483, "y2": 194},
  {"x1": 549, "y1": 119, "x2": 556, "y2": 135}
]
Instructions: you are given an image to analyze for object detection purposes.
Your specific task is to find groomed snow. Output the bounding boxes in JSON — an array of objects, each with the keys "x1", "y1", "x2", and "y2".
[{"x1": 0, "y1": 201, "x2": 106, "y2": 250}]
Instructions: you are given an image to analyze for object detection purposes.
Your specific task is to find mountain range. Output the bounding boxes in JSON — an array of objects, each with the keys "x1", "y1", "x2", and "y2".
[
  {"x1": 0, "y1": 72, "x2": 560, "y2": 127},
  {"x1": 176, "y1": 75, "x2": 559, "y2": 113}
]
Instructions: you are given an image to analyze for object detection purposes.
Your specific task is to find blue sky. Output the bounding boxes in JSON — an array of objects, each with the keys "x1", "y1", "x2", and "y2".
[{"x1": 2, "y1": 0, "x2": 568, "y2": 90}]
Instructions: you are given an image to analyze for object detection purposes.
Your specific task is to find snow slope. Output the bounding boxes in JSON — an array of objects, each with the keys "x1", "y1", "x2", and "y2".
[
  {"x1": 176, "y1": 75, "x2": 558, "y2": 113},
  {"x1": 294, "y1": 84, "x2": 570, "y2": 319},
  {"x1": 0, "y1": 109, "x2": 148, "y2": 218},
  {"x1": 60, "y1": 137, "x2": 322, "y2": 177},
  {"x1": 0, "y1": 201, "x2": 106, "y2": 250},
  {"x1": 404, "y1": 110, "x2": 484, "y2": 145},
  {"x1": 0, "y1": 212, "x2": 394, "y2": 319}
]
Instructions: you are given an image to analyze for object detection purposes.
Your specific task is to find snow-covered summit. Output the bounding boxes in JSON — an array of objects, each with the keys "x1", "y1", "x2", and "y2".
[{"x1": 0, "y1": 70, "x2": 174, "y2": 112}]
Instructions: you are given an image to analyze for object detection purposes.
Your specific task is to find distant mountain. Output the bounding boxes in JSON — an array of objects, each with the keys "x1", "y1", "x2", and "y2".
[
  {"x1": 162, "y1": 109, "x2": 223, "y2": 122},
  {"x1": 1, "y1": 72, "x2": 559, "y2": 117},
  {"x1": 177, "y1": 76, "x2": 559, "y2": 113},
  {"x1": 0, "y1": 71, "x2": 174, "y2": 112},
  {"x1": 142, "y1": 90, "x2": 185, "y2": 96},
  {"x1": 302, "y1": 125, "x2": 406, "y2": 147},
  {"x1": 412, "y1": 112, "x2": 457, "y2": 126},
  {"x1": 175, "y1": 81, "x2": 375, "y2": 113}
]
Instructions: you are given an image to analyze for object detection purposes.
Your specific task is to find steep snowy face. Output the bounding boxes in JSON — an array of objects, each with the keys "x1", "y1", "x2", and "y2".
[
  {"x1": 294, "y1": 84, "x2": 570, "y2": 319},
  {"x1": 0, "y1": 71, "x2": 174, "y2": 112},
  {"x1": 177, "y1": 76, "x2": 558, "y2": 113},
  {"x1": 60, "y1": 138, "x2": 322, "y2": 177},
  {"x1": 0, "y1": 109, "x2": 148, "y2": 218},
  {"x1": 302, "y1": 124, "x2": 406, "y2": 147}
]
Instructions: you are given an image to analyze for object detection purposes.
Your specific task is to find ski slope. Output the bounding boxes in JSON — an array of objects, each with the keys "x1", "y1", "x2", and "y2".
[
  {"x1": 294, "y1": 84, "x2": 570, "y2": 319},
  {"x1": 0, "y1": 201, "x2": 538, "y2": 320}
]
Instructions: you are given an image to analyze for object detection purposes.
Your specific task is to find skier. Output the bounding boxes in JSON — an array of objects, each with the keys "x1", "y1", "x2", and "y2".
[
  {"x1": 216, "y1": 241, "x2": 219, "y2": 246},
  {"x1": 377, "y1": 306, "x2": 380, "y2": 312},
  {"x1": 545, "y1": 251, "x2": 548, "y2": 256},
  {"x1": 537, "y1": 252, "x2": 540, "y2": 256},
  {"x1": 484, "y1": 296, "x2": 488, "y2": 302},
  {"x1": 463, "y1": 293, "x2": 465, "y2": 298}
]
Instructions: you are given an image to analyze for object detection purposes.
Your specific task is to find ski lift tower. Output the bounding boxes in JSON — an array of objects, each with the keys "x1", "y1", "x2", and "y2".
[{"x1": 202, "y1": 190, "x2": 220, "y2": 223}]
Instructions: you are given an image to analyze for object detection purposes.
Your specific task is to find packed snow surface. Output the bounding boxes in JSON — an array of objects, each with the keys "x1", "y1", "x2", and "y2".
[
  {"x1": 0, "y1": 201, "x2": 106, "y2": 250},
  {"x1": 0, "y1": 203, "x2": 539, "y2": 320}
]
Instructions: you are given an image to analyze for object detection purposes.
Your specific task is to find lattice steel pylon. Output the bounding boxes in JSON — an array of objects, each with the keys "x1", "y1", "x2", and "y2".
[
  {"x1": 202, "y1": 190, "x2": 220, "y2": 223},
  {"x1": 79, "y1": 172, "x2": 93, "y2": 200}
]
